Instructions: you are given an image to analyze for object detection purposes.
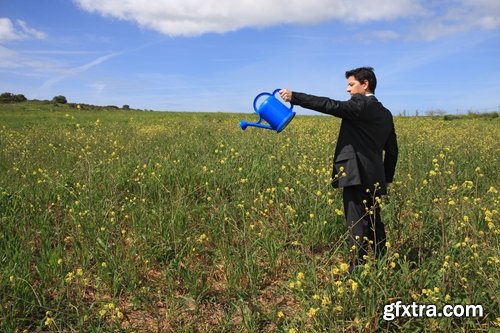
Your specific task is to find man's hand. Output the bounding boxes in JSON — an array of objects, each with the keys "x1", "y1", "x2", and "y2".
[{"x1": 279, "y1": 89, "x2": 292, "y2": 103}]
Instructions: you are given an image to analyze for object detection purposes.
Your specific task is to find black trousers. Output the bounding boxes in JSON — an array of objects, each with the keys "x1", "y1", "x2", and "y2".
[{"x1": 342, "y1": 185, "x2": 387, "y2": 265}]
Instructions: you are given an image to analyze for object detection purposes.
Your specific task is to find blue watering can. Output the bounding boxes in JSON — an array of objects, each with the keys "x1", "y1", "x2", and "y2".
[{"x1": 240, "y1": 88, "x2": 295, "y2": 133}]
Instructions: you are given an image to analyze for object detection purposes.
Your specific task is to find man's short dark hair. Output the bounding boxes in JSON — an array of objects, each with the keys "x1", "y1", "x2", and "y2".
[{"x1": 345, "y1": 67, "x2": 377, "y2": 94}]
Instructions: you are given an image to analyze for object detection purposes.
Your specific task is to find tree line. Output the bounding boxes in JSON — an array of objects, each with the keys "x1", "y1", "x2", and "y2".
[
  {"x1": 1, "y1": 92, "x2": 67, "y2": 104},
  {"x1": 0, "y1": 92, "x2": 132, "y2": 110}
]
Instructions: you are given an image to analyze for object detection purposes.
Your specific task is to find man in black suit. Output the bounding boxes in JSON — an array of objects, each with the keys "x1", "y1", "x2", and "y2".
[{"x1": 280, "y1": 67, "x2": 398, "y2": 272}]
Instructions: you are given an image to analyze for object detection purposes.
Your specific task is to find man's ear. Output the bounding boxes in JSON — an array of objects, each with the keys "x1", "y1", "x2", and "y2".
[{"x1": 362, "y1": 80, "x2": 371, "y2": 93}]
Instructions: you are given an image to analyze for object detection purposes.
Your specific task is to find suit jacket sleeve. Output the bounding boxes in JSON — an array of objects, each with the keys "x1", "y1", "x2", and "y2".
[
  {"x1": 290, "y1": 92, "x2": 366, "y2": 120},
  {"x1": 383, "y1": 125, "x2": 398, "y2": 183}
]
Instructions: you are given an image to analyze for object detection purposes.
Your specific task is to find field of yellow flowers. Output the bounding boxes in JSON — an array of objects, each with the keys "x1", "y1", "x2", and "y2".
[{"x1": 0, "y1": 104, "x2": 498, "y2": 332}]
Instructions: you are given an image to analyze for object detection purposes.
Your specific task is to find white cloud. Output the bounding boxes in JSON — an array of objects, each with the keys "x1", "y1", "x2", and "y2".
[
  {"x1": 414, "y1": 0, "x2": 500, "y2": 40},
  {"x1": 73, "y1": 0, "x2": 426, "y2": 36},
  {"x1": 16, "y1": 20, "x2": 48, "y2": 40},
  {"x1": 0, "y1": 18, "x2": 46, "y2": 41},
  {"x1": 72, "y1": 0, "x2": 500, "y2": 40},
  {"x1": 0, "y1": 45, "x2": 63, "y2": 73},
  {"x1": 41, "y1": 52, "x2": 120, "y2": 89},
  {"x1": 0, "y1": 19, "x2": 19, "y2": 41}
]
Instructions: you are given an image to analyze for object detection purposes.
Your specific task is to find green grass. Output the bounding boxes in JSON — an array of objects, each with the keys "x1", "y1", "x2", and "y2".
[{"x1": 0, "y1": 102, "x2": 499, "y2": 332}]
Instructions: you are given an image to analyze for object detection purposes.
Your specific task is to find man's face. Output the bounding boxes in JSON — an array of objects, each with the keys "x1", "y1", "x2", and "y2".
[{"x1": 347, "y1": 76, "x2": 369, "y2": 96}]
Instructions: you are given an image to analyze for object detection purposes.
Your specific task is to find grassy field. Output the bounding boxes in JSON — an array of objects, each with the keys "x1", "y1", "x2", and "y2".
[{"x1": 0, "y1": 102, "x2": 498, "y2": 332}]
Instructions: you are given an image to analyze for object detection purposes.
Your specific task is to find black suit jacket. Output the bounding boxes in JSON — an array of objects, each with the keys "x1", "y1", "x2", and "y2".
[{"x1": 291, "y1": 92, "x2": 398, "y2": 195}]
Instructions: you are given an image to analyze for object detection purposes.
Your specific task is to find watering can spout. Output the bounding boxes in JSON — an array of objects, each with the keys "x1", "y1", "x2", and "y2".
[
  {"x1": 240, "y1": 121, "x2": 248, "y2": 131},
  {"x1": 240, "y1": 120, "x2": 272, "y2": 131}
]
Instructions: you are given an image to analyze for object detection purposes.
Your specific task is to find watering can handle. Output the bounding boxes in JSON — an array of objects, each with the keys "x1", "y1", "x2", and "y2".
[
  {"x1": 253, "y1": 92, "x2": 272, "y2": 112},
  {"x1": 273, "y1": 88, "x2": 293, "y2": 110},
  {"x1": 271, "y1": 89, "x2": 294, "y2": 110}
]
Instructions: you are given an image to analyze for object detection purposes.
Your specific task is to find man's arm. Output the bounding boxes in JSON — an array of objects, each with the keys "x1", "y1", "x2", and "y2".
[
  {"x1": 281, "y1": 90, "x2": 366, "y2": 120},
  {"x1": 383, "y1": 126, "x2": 398, "y2": 183}
]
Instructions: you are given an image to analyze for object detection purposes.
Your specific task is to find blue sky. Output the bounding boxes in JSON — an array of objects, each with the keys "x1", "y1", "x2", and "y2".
[{"x1": 1, "y1": 0, "x2": 499, "y2": 114}]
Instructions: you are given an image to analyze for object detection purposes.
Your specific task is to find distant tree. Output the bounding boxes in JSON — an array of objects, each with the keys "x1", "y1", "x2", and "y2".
[
  {"x1": 52, "y1": 95, "x2": 68, "y2": 104},
  {"x1": 122, "y1": 104, "x2": 130, "y2": 110},
  {"x1": 14, "y1": 94, "x2": 27, "y2": 102},
  {"x1": 0, "y1": 92, "x2": 28, "y2": 103},
  {"x1": 0, "y1": 92, "x2": 14, "y2": 103}
]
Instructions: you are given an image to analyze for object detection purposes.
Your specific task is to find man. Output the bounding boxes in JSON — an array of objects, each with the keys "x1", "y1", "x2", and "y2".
[{"x1": 280, "y1": 67, "x2": 398, "y2": 272}]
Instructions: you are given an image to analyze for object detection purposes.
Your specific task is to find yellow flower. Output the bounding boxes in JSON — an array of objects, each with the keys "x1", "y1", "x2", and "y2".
[
  {"x1": 297, "y1": 272, "x2": 305, "y2": 280},
  {"x1": 197, "y1": 233, "x2": 208, "y2": 243},
  {"x1": 44, "y1": 311, "x2": 54, "y2": 326},
  {"x1": 321, "y1": 296, "x2": 331, "y2": 308},
  {"x1": 277, "y1": 310, "x2": 284, "y2": 318},
  {"x1": 115, "y1": 309, "x2": 123, "y2": 319},
  {"x1": 288, "y1": 328, "x2": 297, "y2": 333},
  {"x1": 487, "y1": 186, "x2": 498, "y2": 193},
  {"x1": 339, "y1": 262, "x2": 350, "y2": 272},
  {"x1": 44, "y1": 317, "x2": 54, "y2": 327},
  {"x1": 307, "y1": 307, "x2": 319, "y2": 318},
  {"x1": 65, "y1": 272, "x2": 74, "y2": 283},
  {"x1": 348, "y1": 279, "x2": 359, "y2": 292}
]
